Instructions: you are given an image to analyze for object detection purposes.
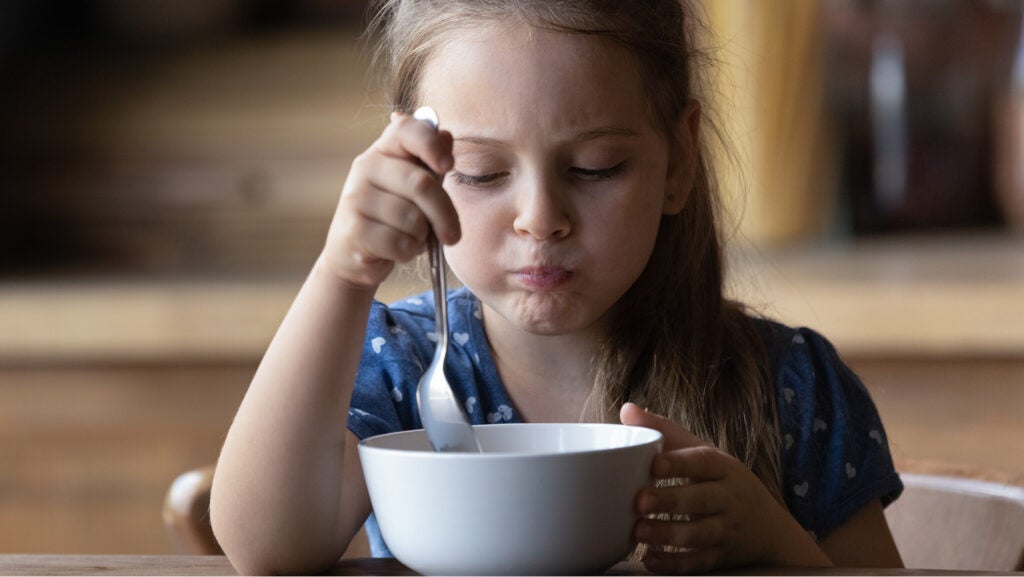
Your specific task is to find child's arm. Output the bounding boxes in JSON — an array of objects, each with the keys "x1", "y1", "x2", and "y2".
[
  {"x1": 620, "y1": 403, "x2": 902, "y2": 573},
  {"x1": 210, "y1": 113, "x2": 457, "y2": 575}
]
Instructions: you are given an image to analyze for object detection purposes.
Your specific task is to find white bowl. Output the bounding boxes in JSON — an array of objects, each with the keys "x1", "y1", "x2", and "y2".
[{"x1": 358, "y1": 423, "x2": 662, "y2": 575}]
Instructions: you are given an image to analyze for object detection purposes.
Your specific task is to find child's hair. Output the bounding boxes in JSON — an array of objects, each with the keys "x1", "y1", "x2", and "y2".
[{"x1": 366, "y1": 0, "x2": 782, "y2": 501}]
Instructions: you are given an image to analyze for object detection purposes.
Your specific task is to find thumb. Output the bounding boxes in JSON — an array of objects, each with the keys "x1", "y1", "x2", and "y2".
[{"x1": 619, "y1": 402, "x2": 706, "y2": 451}]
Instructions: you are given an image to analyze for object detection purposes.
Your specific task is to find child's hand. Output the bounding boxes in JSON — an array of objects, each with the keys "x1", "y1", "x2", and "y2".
[
  {"x1": 322, "y1": 111, "x2": 459, "y2": 290},
  {"x1": 620, "y1": 403, "x2": 827, "y2": 574}
]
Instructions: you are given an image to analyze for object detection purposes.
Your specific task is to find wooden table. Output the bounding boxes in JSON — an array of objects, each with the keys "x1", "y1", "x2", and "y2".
[{"x1": 0, "y1": 555, "x2": 1016, "y2": 576}]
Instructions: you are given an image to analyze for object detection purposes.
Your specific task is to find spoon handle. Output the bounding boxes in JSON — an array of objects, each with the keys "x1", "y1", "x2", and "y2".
[
  {"x1": 414, "y1": 106, "x2": 450, "y2": 350},
  {"x1": 428, "y1": 232, "x2": 448, "y2": 350}
]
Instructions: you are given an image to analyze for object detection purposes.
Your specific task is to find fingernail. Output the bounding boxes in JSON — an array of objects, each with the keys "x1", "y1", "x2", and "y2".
[{"x1": 439, "y1": 155, "x2": 453, "y2": 173}]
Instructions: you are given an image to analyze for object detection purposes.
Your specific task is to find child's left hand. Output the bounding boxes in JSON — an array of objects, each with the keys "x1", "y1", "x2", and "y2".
[{"x1": 619, "y1": 403, "x2": 829, "y2": 574}]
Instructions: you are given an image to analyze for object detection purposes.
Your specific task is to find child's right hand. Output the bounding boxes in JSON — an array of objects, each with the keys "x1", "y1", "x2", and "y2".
[{"x1": 322, "y1": 111, "x2": 460, "y2": 290}]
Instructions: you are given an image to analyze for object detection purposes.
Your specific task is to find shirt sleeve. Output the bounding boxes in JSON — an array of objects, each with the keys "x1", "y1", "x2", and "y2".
[
  {"x1": 773, "y1": 325, "x2": 904, "y2": 540},
  {"x1": 346, "y1": 300, "x2": 431, "y2": 441}
]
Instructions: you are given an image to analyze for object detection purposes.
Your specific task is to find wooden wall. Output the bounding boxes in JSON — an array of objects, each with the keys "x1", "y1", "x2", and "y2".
[{"x1": 2, "y1": 355, "x2": 1021, "y2": 554}]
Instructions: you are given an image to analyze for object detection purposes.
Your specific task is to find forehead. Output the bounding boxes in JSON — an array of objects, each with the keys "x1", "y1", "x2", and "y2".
[{"x1": 417, "y1": 21, "x2": 653, "y2": 141}]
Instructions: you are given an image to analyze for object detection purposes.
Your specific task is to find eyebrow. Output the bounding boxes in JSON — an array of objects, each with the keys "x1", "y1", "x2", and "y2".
[
  {"x1": 453, "y1": 126, "x2": 641, "y2": 147},
  {"x1": 573, "y1": 127, "x2": 642, "y2": 141}
]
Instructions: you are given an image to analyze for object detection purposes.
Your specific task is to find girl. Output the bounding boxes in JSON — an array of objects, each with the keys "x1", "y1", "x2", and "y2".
[{"x1": 210, "y1": 0, "x2": 906, "y2": 574}]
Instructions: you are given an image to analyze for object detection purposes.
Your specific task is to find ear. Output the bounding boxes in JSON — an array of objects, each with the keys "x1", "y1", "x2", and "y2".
[{"x1": 662, "y1": 100, "x2": 702, "y2": 215}]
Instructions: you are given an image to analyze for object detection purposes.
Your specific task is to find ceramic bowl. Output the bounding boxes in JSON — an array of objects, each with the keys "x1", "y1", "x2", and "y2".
[{"x1": 358, "y1": 423, "x2": 662, "y2": 575}]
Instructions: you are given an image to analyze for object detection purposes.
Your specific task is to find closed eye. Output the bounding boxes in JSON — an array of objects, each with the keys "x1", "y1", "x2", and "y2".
[
  {"x1": 570, "y1": 162, "x2": 627, "y2": 181},
  {"x1": 450, "y1": 171, "x2": 507, "y2": 188}
]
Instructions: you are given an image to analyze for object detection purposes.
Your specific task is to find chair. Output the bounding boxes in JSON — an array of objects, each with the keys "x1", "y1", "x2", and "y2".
[
  {"x1": 885, "y1": 459, "x2": 1024, "y2": 571},
  {"x1": 164, "y1": 465, "x2": 222, "y2": 555},
  {"x1": 163, "y1": 465, "x2": 370, "y2": 557}
]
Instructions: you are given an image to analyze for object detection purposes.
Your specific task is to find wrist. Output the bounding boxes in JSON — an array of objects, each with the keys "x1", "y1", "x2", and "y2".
[
  {"x1": 763, "y1": 503, "x2": 833, "y2": 568},
  {"x1": 313, "y1": 252, "x2": 386, "y2": 297}
]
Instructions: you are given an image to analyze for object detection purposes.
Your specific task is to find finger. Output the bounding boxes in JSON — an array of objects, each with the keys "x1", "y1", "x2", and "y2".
[
  {"x1": 636, "y1": 478, "x2": 727, "y2": 517},
  {"x1": 379, "y1": 112, "x2": 455, "y2": 175},
  {"x1": 337, "y1": 207, "x2": 424, "y2": 265},
  {"x1": 349, "y1": 153, "x2": 461, "y2": 245},
  {"x1": 619, "y1": 402, "x2": 706, "y2": 451},
  {"x1": 635, "y1": 515, "x2": 724, "y2": 551},
  {"x1": 650, "y1": 445, "x2": 730, "y2": 483},
  {"x1": 643, "y1": 546, "x2": 722, "y2": 575},
  {"x1": 345, "y1": 171, "x2": 431, "y2": 242}
]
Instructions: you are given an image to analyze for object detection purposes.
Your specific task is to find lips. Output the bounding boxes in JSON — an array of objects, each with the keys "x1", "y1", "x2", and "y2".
[{"x1": 514, "y1": 266, "x2": 572, "y2": 291}]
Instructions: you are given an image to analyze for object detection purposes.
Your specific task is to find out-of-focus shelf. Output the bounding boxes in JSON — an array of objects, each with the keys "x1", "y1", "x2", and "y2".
[
  {"x1": 728, "y1": 232, "x2": 1024, "y2": 358},
  {"x1": 2, "y1": 233, "x2": 1023, "y2": 363},
  {"x1": 0, "y1": 273, "x2": 425, "y2": 364}
]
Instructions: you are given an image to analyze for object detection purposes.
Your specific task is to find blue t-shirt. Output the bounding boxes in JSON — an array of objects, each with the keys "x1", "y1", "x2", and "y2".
[{"x1": 347, "y1": 287, "x2": 903, "y2": 556}]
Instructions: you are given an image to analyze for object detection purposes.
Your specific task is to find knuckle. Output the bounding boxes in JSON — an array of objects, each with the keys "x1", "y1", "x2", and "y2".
[
  {"x1": 407, "y1": 170, "x2": 438, "y2": 198},
  {"x1": 349, "y1": 151, "x2": 374, "y2": 174},
  {"x1": 392, "y1": 112, "x2": 413, "y2": 128},
  {"x1": 404, "y1": 210, "x2": 428, "y2": 235},
  {"x1": 701, "y1": 487, "x2": 718, "y2": 514},
  {"x1": 694, "y1": 446, "x2": 718, "y2": 470}
]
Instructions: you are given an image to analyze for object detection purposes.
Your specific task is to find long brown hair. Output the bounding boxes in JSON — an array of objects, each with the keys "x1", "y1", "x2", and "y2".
[{"x1": 366, "y1": 0, "x2": 782, "y2": 501}]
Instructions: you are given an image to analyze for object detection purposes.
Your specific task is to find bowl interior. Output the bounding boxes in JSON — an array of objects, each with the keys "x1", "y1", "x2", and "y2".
[{"x1": 359, "y1": 422, "x2": 661, "y2": 455}]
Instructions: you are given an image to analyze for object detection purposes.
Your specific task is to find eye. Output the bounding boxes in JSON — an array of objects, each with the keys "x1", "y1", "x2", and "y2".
[
  {"x1": 569, "y1": 161, "x2": 627, "y2": 181},
  {"x1": 450, "y1": 171, "x2": 507, "y2": 189}
]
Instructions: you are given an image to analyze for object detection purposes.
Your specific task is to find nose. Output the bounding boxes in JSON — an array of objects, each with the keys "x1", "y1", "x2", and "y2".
[{"x1": 512, "y1": 174, "x2": 572, "y2": 240}]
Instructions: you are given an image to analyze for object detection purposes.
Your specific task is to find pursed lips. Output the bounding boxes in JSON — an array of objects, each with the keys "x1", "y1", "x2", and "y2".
[{"x1": 513, "y1": 266, "x2": 572, "y2": 291}]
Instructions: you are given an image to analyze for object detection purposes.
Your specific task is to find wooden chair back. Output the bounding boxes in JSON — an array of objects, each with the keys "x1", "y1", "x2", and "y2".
[
  {"x1": 163, "y1": 465, "x2": 370, "y2": 557},
  {"x1": 163, "y1": 465, "x2": 222, "y2": 555},
  {"x1": 885, "y1": 459, "x2": 1024, "y2": 571}
]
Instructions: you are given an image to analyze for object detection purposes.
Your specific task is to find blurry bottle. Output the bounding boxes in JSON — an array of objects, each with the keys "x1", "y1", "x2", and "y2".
[
  {"x1": 831, "y1": 0, "x2": 1004, "y2": 235},
  {"x1": 993, "y1": 5, "x2": 1024, "y2": 232},
  {"x1": 869, "y1": 24, "x2": 908, "y2": 220}
]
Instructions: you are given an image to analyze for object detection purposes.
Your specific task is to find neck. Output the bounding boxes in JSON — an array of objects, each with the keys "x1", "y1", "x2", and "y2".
[{"x1": 481, "y1": 307, "x2": 603, "y2": 423}]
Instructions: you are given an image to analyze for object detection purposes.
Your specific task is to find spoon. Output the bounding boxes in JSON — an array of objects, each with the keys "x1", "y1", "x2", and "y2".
[{"x1": 412, "y1": 106, "x2": 482, "y2": 453}]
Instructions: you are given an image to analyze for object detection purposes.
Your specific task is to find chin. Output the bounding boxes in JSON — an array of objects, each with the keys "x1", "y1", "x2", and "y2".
[{"x1": 508, "y1": 293, "x2": 592, "y2": 335}]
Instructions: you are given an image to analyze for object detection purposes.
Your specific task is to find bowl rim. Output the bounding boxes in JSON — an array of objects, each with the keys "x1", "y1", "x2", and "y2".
[{"x1": 357, "y1": 422, "x2": 663, "y2": 460}]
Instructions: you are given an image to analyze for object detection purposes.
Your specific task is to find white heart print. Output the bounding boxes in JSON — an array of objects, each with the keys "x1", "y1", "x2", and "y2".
[
  {"x1": 453, "y1": 332, "x2": 470, "y2": 346},
  {"x1": 813, "y1": 418, "x2": 827, "y2": 432},
  {"x1": 371, "y1": 336, "x2": 386, "y2": 354},
  {"x1": 391, "y1": 387, "x2": 404, "y2": 403},
  {"x1": 846, "y1": 462, "x2": 857, "y2": 478},
  {"x1": 793, "y1": 481, "x2": 809, "y2": 498},
  {"x1": 783, "y1": 388, "x2": 795, "y2": 404},
  {"x1": 487, "y1": 404, "x2": 514, "y2": 423},
  {"x1": 869, "y1": 430, "x2": 883, "y2": 444}
]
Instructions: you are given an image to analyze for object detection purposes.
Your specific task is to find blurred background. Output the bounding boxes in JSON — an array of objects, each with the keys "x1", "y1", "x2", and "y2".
[{"x1": 1, "y1": 0, "x2": 1022, "y2": 554}]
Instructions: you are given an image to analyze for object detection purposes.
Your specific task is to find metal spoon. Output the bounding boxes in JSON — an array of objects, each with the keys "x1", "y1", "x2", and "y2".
[{"x1": 412, "y1": 106, "x2": 482, "y2": 453}]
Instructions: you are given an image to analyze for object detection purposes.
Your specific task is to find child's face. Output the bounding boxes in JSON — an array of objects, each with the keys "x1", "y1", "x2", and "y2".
[{"x1": 420, "y1": 22, "x2": 684, "y2": 338}]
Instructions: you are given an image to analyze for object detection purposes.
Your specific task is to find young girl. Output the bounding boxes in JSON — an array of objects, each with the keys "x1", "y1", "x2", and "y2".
[{"x1": 210, "y1": 0, "x2": 905, "y2": 574}]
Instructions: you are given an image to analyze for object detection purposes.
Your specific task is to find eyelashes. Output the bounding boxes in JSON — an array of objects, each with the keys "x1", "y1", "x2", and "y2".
[
  {"x1": 450, "y1": 171, "x2": 506, "y2": 188},
  {"x1": 450, "y1": 161, "x2": 627, "y2": 189},
  {"x1": 569, "y1": 162, "x2": 627, "y2": 181}
]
